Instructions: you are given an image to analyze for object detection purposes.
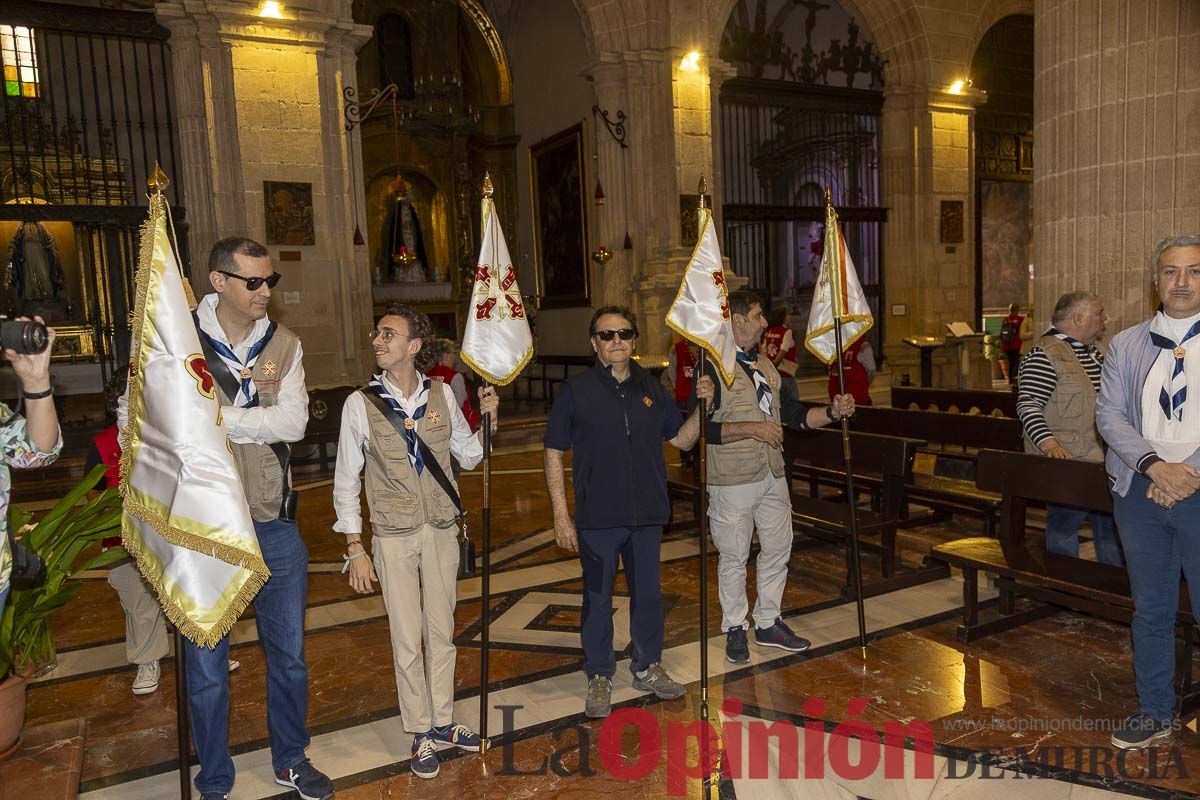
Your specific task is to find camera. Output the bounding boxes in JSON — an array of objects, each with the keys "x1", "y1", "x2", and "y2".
[{"x1": 0, "y1": 319, "x2": 50, "y2": 355}]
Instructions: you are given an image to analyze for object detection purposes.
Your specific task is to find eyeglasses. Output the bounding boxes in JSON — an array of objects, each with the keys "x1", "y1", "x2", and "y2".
[
  {"x1": 369, "y1": 329, "x2": 409, "y2": 344},
  {"x1": 218, "y1": 270, "x2": 281, "y2": 291},
  {"x1": 593, "y1": 328, "x2": 636, "y2": 342}
]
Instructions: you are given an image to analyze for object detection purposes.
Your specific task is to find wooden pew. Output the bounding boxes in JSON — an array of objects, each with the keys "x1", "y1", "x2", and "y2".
[
  {"x1": 891, "y1": 386, "x2": 1017, "y2": 417},
  {"x1": 291, "y1": 385, "x2": 356, "y2": 474},
  {"x1": 929, "y1": 450, "x2": 1198, "y2": 713},
  {"x1": 784, "y1": 427, "x2": 949, "y2": 598},
  {"x1": 847, "y1": 405, "x2": 1023, "y2": 536},
  {"x1": 512, "y1": 355, "x2": 594, "y2": 406}
]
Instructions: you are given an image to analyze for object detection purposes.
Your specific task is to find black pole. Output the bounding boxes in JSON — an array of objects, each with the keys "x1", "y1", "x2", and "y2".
[
  {"x1": 831, "y1": 310, "x2": 869, "y2": 655},
  {"x1": 479, "y1": 392, "x2": 492, "y2": 750},
  {"x1": 697, "y1": 350, "x2": 713, "y2": 799},
  {"x1": 173, "y1": 627, "x2": 192, "y2": 800}
]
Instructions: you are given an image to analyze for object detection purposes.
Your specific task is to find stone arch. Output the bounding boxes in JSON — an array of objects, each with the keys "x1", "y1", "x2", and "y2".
[
  {"x1": 458, "y1": 0, "x2": 513, "y2": 104},
  {"x1": 706, "y1": 0, "x2": 932, "y2": 88},
  {"x1": 968, "y1": 0, "x2": 1034, "y2": 60}
]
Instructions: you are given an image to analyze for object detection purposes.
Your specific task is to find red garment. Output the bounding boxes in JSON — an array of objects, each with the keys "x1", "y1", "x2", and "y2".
[
  {"x1": 827, "y1": 339, "x2": 872, "y2": 405},
  {"x1": 672, "y1": 339, "x2": 697, "y2": 407},
  {"x1": 92, "y1": 423, "x2": 123, "y2": 549},
  {"x1": 427, "y1": 364, "x2": 481, "y2": 432},
  {"x1": 1000, "y1": 313, "x2": 1024, "y2": 352},
  {"x1": 762, "y1": 325, "x2": 798, "y2": 377}
]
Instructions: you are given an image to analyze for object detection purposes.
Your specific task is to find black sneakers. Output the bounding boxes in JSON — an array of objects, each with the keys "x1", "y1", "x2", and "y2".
[
  {"x1": 754, "y1": 618, "x2": 811, "y2": 653},
  {"x1": 1110, "y1": 713, "x2": 1173, "y2": 749},
  {"x1": 726, "y1": 626, "x2": 750, "y2": 664}
]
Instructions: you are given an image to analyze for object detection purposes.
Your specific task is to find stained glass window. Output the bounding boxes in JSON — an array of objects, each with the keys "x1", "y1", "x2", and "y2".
[{"x1": 0, "y1": 25, "x2": 39, "y2": 98}]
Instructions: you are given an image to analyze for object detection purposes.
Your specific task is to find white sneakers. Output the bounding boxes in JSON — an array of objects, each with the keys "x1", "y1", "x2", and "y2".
[
  {"x1": 132, "y1": 661, "x2": 160, "y2": 695},
  {"x1": 130, "y1": 658, "x2": 241, "y2": 696}
]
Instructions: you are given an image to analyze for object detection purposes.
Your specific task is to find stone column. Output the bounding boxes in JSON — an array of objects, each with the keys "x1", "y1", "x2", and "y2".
[
  {"x1": 587, "y1": 56, "x2": 634, "y2": 308},
  {"x1": 156, "y1": 4, "x2": 245, "y2": 288},
  {"x1": 156, "y1": 0, "x2": 376, "y2": 385},
  {"x1": 880, "y1": 83, "x2": 983, "y2": 386},
  {"x1": 1034, "y1": 0, "x2": 1200, "y2": 335},
  {"x1": 317, "y1": 27, "x2": 375, "y2": 379}
]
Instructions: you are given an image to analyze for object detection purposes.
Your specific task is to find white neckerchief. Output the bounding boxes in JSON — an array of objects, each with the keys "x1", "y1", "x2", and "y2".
[
  {"x1": 1142, "y1": 310, "x2": 1200, "y2": 461},
  {"x1": 196, "y1": 294, "x2": 275, "y2": 407}
]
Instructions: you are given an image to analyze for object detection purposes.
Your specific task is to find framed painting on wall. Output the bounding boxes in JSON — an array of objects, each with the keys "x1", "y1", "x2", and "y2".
[
  {"x1": 264, "y1": 181, "x2": 315, "y2": 246},
  {"x1": 530, "y1": 123, "x2": 589, "y2": 308}
]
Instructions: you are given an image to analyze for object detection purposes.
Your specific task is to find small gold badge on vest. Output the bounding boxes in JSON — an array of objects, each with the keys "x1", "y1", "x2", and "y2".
[
  {"x1": 1175, "y1": 346, "x2": 1187, "y2": 359},
  {"x1": 643, "y1": 396, "x2": 653, "y2": 407},
  {"x1": 426, "y1": 409, "x2": 441, "y2": 425},
  {"x1": 261, "y1": 359, "x2": 279, "y2": 378}
]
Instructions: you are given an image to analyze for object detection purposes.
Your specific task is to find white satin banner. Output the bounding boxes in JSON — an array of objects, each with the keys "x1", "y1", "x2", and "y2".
[
  {"x1": 804, "y1": 203, "x2": 874, "y2": 365},
  {"x1": 120, "y1": 196, "x2": 268, "y2": 648},
  {"x1": 462, "y1": 185, "x2": 534, "y2": 386},
  {"x1": 666, "y1": 207, "x2": 738, "y2": 387}
]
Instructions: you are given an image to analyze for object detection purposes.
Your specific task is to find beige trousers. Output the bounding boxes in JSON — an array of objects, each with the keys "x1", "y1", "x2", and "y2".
[
  {"x1": 107, "y1": 561, "x2": 169, "y2": 665},
  {"x1": 372, "y1": 523, "x2": 460, "y2": 733}
]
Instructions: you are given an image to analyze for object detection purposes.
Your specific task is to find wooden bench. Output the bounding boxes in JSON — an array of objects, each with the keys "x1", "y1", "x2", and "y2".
[
  {"x1": 511, "y1": 355, "x2": 594, "y2": 406},
  {"x1": 784, "y1": 427, "x2": 949, "y2": 598},
  {"x1": 891, "y1": 386, "x2": 1016, "y2": 417},
  {"x1": 848, "y1": 405, "x2": 1024, "y2": 536},
  {"x1": 930, "y1": 450, "x2": 1198, "y2": 713},
  {"x1": 292, "y1": 385, "x2": 356, "y2": 474}
]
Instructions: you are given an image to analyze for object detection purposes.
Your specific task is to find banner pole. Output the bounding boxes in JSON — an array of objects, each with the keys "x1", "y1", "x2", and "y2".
[
  {"x1": 825, "y1": 190, "x2": 868, "y2": 656},
  {"x1": 697, "y1": 348, "x2": 714, "y2": 799},
  {"x1": 479, "y1": 387, "x2": 493, "y2": 752},
  {"x1": 173, "y1": 628, "x2": 192, "y2": 800}
]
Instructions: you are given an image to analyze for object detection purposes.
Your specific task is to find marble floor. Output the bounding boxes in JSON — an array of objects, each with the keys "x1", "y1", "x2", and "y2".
[{"x1": 18, "y1": 433, "x2": 1200, "y2": 799}]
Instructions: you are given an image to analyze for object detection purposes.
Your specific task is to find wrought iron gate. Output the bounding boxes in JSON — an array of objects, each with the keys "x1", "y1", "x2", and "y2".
[
  {"x1": 720, "y1": 78, "x2": 885, "y2": 373},
  {"x1": 0, "y1": 1, "x2": 183, "y2": 384}
]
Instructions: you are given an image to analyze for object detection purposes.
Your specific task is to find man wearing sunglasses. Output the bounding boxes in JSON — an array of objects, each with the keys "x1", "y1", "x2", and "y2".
[
  {"x1": 187, "y1": 237, "x2": 329, "y2": 800},
  {"x1": 544, "y1": 306, "x2": 714, "y2": 718},
  {"x1": 699, "y1": 290, "x2": 855, "y2": 667}
]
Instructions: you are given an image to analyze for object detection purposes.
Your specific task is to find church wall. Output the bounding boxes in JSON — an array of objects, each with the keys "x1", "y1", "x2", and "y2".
[
  {"x1": 1034, "y1": 0, "x2": 1200, "y2": 337},
  {"x1": 500, "y1": 0, "x2": 597, "y2": 356}
]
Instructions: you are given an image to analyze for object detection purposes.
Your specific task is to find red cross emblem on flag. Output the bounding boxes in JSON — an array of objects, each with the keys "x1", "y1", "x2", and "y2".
[
  {"x1": 473, "y1": 263, "x2": 524, "y2": 321},
  {"x1": 712, "y1": 270, "x2": 730, "y2": 320}
]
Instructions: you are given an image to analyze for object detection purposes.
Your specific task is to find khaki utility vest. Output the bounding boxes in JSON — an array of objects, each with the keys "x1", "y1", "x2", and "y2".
[
  {"x1": 707, "y1": 356, "x2": 786, "y2": 486},
  {"x1": 360, "y1": 379, "x2": 459, "y2": 534},
  {"x1": 212, "y1": 326, "x2": 302, "y2": 522},
  {"x1": 1022, "y1": 334, "x2": 1104, "y2": 462}
]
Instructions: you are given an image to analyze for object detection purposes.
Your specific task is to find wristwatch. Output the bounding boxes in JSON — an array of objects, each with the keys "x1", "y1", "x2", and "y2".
[{"x1": 825, "y1": 404, "x2": 837, "y2": 422}]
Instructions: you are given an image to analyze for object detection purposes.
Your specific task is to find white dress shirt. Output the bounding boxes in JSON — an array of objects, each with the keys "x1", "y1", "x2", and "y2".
[
  {"x1": 117, "y1": 295, "x2": 308, "y2": 446},
  {"x1": 333, "y1": 372, "x2": 484, "y2": 534},
  {"x1": 194, "y1": 294, "x2": 308, "y2": 445}
]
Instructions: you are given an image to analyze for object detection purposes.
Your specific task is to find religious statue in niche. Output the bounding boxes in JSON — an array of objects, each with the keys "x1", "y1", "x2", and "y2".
[
  {"x1": 377, "y1": 176, "x2": 429, "y2": 283},
  {"x1": 4, "y1": 221, "x2": 67, "y2": 321}
]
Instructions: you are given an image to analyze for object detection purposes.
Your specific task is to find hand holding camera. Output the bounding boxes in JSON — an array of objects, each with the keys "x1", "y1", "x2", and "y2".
[{"x1": 5, "y1": 315, "x2": 55, "y2": 396}]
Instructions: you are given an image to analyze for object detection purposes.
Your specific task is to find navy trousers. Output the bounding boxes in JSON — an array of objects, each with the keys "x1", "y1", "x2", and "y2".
[{"x1": 578, "y1": 525, "x2": 664, "y2": 678}]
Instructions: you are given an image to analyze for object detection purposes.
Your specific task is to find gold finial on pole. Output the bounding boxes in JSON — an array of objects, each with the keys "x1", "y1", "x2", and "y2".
[
  {"x1": 824, "y1": 187, "x2": 833, "y2": 207},
  {"x1": 482, "y1": 171, "x2": 494, "y2": 199},
  {"x1": 148, "y1": 162, "x2": 170, "y2": 196},
  {"x1": 698, "y1": 175, "x2": 708, "y2": 209}
]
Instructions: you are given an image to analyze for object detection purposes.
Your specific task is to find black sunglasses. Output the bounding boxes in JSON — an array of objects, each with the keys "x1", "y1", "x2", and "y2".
[
  {"x1": 218, "y1": 270, "x2": 281, "y2": 291},
  {"x1": 593, "y1": 328, "x2": 636, "y2": 342}
]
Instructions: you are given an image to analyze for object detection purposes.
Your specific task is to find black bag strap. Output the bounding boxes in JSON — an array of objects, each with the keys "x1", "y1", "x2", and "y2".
[
  {"x1": 193, "y1": 314, "x2": 292, "y2": 511},
  {"x1": 362, "y1": 389, "x2": 464, "y2": 519}
]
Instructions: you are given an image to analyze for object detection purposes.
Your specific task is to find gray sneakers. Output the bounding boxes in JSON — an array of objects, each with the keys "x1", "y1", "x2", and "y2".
[
  {"x1": 632, "y1": 663, "x2": 686, "y2": 700},
  {"x1": 585, "y1": 674, "x2": 612, "y2": 718}
]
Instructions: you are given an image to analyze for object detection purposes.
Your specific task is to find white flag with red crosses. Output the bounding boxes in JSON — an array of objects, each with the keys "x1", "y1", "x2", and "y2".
[
  {"x1": 665, "y1": 206, "x2": 738, "y2": 386},
  {"x1": 461, "y1": 178, "x2": 534, "y2": 385}
]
